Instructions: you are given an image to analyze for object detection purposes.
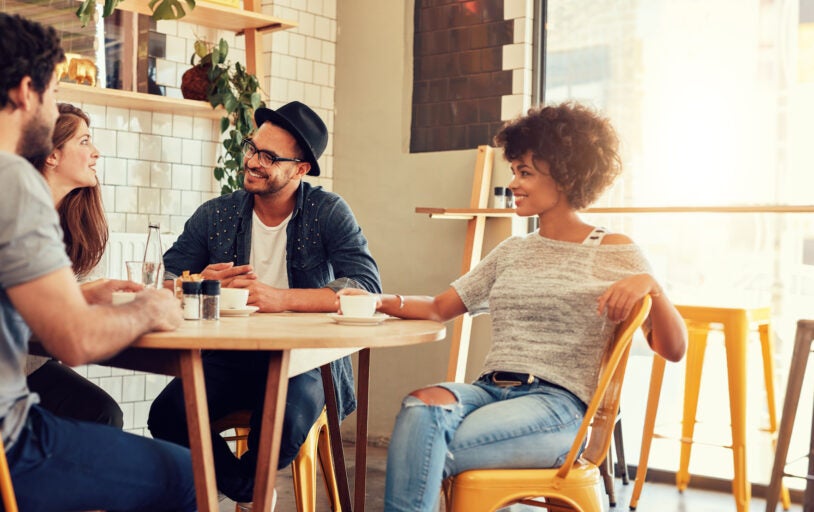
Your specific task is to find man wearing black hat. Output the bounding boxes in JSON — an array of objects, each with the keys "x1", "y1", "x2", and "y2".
[{"x1": 148, "y1": 101, "x2": 381, "y2": 506}]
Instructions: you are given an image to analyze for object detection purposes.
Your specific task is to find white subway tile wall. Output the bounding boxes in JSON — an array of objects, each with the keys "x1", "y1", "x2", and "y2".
[{"x1": 64, "y1": 1, "x2": 338, "y2": 436}]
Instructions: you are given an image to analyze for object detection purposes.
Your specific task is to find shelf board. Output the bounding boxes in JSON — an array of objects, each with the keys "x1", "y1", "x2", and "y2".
[
  {"x1": 115, "y1": 0, "x2": 297, "y2": 34},
  {"x1": 57, "y1": 82, "x2": 223, "y2": 119},
  {"x1": 415, "y1": 205, "x2": 814, "y2": 220}
]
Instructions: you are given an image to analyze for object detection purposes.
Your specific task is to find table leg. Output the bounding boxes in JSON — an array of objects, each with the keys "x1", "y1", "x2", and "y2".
[
  {"x1": 178, "y1": 350, "x2": 219, "y2": 512},
  {"x1": 355, "y1": 348, "x2": 371, "y2": 512},
  {"x1": 320, "y1": 364, "x2": 353, "y2": 511},
  {"x1": 253, "y1": 350, "x2": 291, "y2": 511}
]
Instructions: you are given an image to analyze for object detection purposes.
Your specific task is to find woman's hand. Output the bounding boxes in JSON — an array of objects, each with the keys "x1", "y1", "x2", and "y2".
[
  {"x1": 597, "y1": 273, "x2": 662, "y2": 322},
  {"x1": 81, "y1": 278, "x2": 144, "y2": 305}
]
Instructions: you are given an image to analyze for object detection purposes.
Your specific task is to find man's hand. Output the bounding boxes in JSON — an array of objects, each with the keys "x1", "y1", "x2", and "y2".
[
  {"x1": 200, "y1": 262, "x2": 257, "y2": 287},
  {"x1": 231, "y1": 279, "x2": 285, "y2": 312},
  {"x1": 81, "y1": 278, "x2": 144, "y2": 305},
  {"x1": 134, "y1": 288, "x2": 183, "y2": 331}
]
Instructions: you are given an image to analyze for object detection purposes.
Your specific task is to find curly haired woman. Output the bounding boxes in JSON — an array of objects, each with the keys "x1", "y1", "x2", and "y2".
[{"x1": 340, "y1": 102, "x2": 688, "y2": 512}]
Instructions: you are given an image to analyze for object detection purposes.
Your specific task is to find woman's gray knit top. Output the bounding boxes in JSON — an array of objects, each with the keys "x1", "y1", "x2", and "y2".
[{"x1": 451, "y1": 230, "x2": 652, "y2": 406}]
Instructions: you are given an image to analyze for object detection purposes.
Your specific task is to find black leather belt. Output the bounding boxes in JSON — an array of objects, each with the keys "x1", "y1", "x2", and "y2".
[{"x1": 489, "y1": 371, "x2": 537, "y2": 387}]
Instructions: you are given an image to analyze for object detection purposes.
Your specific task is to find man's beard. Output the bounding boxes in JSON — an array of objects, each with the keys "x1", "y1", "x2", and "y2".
[{"x1": 19, "y1": 114, "x2": 54, "y2": 170}]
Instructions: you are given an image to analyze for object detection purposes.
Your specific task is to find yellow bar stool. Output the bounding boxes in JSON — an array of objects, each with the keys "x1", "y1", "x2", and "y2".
[
  {"x1": 629, "y1": 305, "x2": 780, "y2": 512},
  {"x1": 765, "y1": 319, "x2": 814, "y2": 512}
]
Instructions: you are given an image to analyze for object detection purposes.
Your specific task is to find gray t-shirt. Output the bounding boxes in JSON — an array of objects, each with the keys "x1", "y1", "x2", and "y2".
[
  {"x1": 0, "y1": 151, "x2": 71, "y2": 447},
  {"x1": 452, "y1": 231, "x2": 652, "y2": 406}
]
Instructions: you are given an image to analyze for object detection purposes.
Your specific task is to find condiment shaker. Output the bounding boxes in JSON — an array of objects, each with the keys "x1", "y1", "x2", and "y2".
[{"x1": 201, "y1": 280, "x2": 221, "y2": 320}]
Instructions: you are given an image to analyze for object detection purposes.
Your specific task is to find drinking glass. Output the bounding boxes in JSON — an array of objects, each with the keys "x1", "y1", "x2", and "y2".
[{"x1": 125, "y1": 260, "x2": 162, "y2": 288}]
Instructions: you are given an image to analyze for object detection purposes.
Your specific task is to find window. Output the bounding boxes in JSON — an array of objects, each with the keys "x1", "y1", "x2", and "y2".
[{"x1": 543, "y1": 0, "x2": 814, "y2": 485}]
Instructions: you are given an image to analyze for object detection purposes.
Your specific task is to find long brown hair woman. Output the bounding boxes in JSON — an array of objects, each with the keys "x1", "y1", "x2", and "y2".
[
  {"x1": 26, "y1": 103, "x2": 140, "y2": 428},
  {"x1": 33, "y1": 102, "x2": 108, "y2": 277}
]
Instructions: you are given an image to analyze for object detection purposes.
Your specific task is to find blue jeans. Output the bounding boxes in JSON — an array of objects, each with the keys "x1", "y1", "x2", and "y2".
[
  {"x1": 148, "y1": 350, "x2": 325, "y2": 503},
  {"x1": 383, "y1": 375, "x2": 587, "y2": 512},
  {"x1": 6, "y1": 405, "x2": 195, "y2": 511}
]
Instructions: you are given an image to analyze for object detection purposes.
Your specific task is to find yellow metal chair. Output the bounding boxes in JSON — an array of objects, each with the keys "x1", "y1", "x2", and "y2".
[
  {"x1": 1, "y1": 437, "x2": 19, "y2": 512},
  {"x1": 214, "y1": 407, "x2": 341, "y2": 512},
  {"x1": 441, "y1": 295, "x2": 652, "y2": 512}
]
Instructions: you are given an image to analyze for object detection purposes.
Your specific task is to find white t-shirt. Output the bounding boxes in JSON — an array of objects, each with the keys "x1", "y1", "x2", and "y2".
[{"x1": 250, "y1": 210, "x2": 291, "y2": 289}]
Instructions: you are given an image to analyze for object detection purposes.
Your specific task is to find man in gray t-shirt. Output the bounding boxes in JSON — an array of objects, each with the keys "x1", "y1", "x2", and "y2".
[{"x1": 0, "y1": 13, "x2": 195, "y2": 511}]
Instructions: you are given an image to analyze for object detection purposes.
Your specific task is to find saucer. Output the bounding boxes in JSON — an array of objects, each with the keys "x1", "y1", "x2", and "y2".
[
  {"x1": 219, "y1": 306, "x2": 260, "y2": 317},
  {"x1": 328, "y1": 313, "x2": 388, "y2": 326}
]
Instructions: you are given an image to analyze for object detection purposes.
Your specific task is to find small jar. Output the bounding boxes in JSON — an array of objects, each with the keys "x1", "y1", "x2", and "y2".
[
  {"x1": 492, "y1": 187, "x2": 505, "y2": 208},
  {"x1": 504, "y1": 188, "x2": 514, "y2": 208},
  {"x1": 201, "y1": 279, "x2": 221, "y2": 320},
  {"x1": 182, "y1": 281, "x2": 202, "y2": 320}
]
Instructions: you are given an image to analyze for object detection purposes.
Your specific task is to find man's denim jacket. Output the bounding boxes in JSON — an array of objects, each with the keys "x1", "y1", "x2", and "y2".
[{"x1": 163, "y1": 181, "x2": 382, "y2": 420}]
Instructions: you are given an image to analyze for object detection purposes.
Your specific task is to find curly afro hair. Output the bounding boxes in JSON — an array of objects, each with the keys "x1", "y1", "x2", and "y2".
[{"x1": 494, "y1": 102, "x2": 622, "y2": 210}]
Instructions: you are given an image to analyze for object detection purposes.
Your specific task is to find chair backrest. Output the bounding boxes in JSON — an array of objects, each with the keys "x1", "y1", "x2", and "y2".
[
  {"x1": 554, "y1": 295, "x2": 652, "y2": 479},
  {"x1": 0, "y1": 436, "x2": 19, "y2": 512}
]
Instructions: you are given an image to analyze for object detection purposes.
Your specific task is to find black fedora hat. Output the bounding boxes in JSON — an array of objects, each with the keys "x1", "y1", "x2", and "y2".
[{"x1": 254, "y1": 102, "x2": 327, "y2": 176}]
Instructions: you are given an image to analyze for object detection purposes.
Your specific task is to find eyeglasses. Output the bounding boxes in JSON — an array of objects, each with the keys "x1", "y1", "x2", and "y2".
[{"x1": 241, "y1": 138, "x2": 304, "y2": 168}]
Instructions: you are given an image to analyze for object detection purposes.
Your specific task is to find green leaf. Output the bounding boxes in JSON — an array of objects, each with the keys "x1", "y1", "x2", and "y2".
[
  {"x1": 103, "y1": 0, "x2": 121, "y2": 18},
  {"x1": 220, "y1": 117, "x2": 230, "y2": 133},
  {"x1": 214, "y1": 167, "x2": 224, "y2": 180},
  {"x1": 75, "y1": 0, "x2": 96, "y2": 26},
  {"x1": 250, "y1": 92, "x2": 261, "y2": 110},
  {"x1": 223, "y1": 94, "x2": 238, "y2": 114},
  {"x1": 218, "y1": 39, "x2": 229, "y2": 61}
]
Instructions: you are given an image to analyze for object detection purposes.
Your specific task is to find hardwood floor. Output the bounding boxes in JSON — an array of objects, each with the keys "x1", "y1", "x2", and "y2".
[{"x1": 219, "y1": 442, "x2": 803, "y2": 511}]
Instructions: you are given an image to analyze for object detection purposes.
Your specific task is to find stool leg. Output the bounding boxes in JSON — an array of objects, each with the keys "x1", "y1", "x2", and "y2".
[
  {"x1": 759, "y1": 323, "x2": 780, "y2": 433},
  {"x1": 630, "y1": 355, "x2": 666, "y2": 510},
  {"x1": 760, "y1": 321, "x2": 790, "y2": 510},
  {"x1": 600, "y1": 449, "x2": 617, "y2": 507},
  {"x1": 805, "y1": 396, "x2": 814, "y2": 512},
  {"x1": 765, "y1": 325, "x2": 810, "y2": 512},
  {"x1": 677, "y1": 322, "x2": 709, "y2": 492},
  {"x1": 723, "y1": 315, "x2": 750, "y2": 512},
  {"x1": 614, "y1": 418, "x2": 629, "y2": 485}
]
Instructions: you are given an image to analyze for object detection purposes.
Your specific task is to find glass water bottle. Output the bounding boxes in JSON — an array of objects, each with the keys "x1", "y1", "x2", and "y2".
[{"x1": 143, "y1": 223, "x2": 164, "y2": 289}]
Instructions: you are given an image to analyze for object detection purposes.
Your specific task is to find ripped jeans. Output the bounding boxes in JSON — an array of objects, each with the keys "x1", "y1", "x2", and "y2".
[{"x1": 383, "y1": 375, "x2": 587, "y2": 512}]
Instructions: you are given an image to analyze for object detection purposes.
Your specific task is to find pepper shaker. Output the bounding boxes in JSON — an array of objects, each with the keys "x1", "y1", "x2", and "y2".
[{"x1": 201, "y1": 280, "x2": 221, "y2": 320}]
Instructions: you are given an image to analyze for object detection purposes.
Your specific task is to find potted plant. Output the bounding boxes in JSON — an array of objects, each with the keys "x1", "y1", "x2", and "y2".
[
  {"x1": 183, "y1": 38, "x2": 265, "y2": 194},
  {"x1": 76, "y1": 0, "x2": 195, "y2": 26}
]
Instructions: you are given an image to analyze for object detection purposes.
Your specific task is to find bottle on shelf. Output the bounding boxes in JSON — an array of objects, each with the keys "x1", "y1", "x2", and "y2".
[
  {"x1": 504, "y1": 188, "x2": 514, "y2": 208},
  {"x1": 492, "y1": 187, "x2": 506, "y2": 208}
]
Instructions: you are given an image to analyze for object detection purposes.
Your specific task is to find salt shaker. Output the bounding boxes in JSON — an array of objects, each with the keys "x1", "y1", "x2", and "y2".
[
  {"x1": 182, "y1": 281, "x2": 202, "y2": 320},
  {"x1": 504, "y1": 188, "x2": 514, "y2": 208},
  {"x1": 201, "y1": 280, "x2": 221, "y2": 320}
]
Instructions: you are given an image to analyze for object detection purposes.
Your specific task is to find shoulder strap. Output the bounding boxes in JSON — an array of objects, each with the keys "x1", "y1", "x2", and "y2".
[{"x1": 582, "y1": 227, "x2": 608, "y2": 246}]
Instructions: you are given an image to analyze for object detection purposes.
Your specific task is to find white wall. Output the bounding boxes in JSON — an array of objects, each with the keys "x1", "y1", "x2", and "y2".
[{"x1": 333, "y1": 1, "x2": 522, "y2": 440}]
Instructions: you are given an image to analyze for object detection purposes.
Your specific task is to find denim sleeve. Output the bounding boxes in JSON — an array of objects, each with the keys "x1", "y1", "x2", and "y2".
[
  {"x1": 318, "y1": 197, "x2": 382, "y2": 294},
  {"x1": 162, "y1": 204, "x2": 214, "y2": 279}
]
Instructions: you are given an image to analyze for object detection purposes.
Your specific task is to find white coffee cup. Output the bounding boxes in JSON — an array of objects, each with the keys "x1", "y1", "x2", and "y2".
[
  {"x1": 339, "y1": 294, "x2": 377, "y2": 318},
  {"x1": 220, "y1": 288, "x2": 249, "y2": 309},
  {"x1": 112, "y1": 291, "x2": 136, "y2": 305}
]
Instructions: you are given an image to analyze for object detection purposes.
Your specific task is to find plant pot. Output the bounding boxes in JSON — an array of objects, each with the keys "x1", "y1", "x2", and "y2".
[{"x1": 181, "y1": 64, "x2": 211, "y2": 101}]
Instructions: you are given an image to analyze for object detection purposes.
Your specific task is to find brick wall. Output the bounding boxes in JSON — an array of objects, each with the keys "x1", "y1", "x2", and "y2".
[{"x1": 411, "y1": 0, "x2": 514, "y2": 152}]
